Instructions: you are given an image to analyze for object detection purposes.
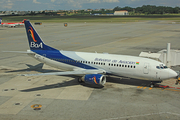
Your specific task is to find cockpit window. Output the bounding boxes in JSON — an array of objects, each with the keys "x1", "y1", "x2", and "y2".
[{"x1": 164, "y1": 66, "x2": 168, "y2": 68}]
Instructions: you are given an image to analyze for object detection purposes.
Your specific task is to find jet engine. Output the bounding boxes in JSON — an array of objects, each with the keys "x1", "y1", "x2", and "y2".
[{"x1": 81, "y1": 74, "x2": 106, "y2": 86}]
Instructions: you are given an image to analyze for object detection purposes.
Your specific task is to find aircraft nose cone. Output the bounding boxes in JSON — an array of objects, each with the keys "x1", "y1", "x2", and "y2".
[{"x1": 169, "y1": 70, "x2": 178, "y2": 78}]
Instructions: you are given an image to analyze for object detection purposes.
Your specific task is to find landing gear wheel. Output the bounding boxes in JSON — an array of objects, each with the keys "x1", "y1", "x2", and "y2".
[
  {"x1": 150, "y1": 82, "x2": 155, "y2": 88},
  {"x1": 150, "y1": 84, "x2": 154, "y2": 88},
  {"x1": 77, "y1": 78, "x2": 83, "y2": 83}
]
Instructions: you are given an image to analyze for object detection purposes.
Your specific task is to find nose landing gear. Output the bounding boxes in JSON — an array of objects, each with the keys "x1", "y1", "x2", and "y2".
[
  {"x1": 149, "y1": 81, "x2": 162, "y2": 88},
  {"x1": 150, "y1": 82, "x2": 155, "y2": 88}
]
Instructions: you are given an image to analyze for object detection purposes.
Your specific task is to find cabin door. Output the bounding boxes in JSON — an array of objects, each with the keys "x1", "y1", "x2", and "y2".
[{"x1": 143, "y1": 63, "x2": 149, "y2": 74}]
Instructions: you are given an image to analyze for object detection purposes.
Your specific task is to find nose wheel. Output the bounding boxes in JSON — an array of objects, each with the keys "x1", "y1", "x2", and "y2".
[
  {"x1": 150, "y1": 82, "x2": 155, "y2": 88},
  {"x1": 149, "y1": 81, "x2": 161, "y2": 88}
]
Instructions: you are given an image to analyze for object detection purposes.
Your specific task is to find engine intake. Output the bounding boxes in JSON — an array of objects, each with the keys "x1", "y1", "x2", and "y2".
[{"x1": 81, "y1": 74, "x2": 106, "y2": 86}]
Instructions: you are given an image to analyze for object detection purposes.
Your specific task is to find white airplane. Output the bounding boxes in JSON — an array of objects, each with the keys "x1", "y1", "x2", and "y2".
[
  {"x1": 0, "y1": 18, "x2": 25, "y2": 28},
  {"x1": 8, "y1": 20, "x2": 178, "y2": 87}
]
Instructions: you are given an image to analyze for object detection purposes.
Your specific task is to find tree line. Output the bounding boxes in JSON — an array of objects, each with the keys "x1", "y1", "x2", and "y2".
[{"x1": 113, "y1": 5, "x2": 180, "y2": 15}]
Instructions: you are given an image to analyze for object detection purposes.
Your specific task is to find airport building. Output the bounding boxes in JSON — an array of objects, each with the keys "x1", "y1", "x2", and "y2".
[{"x1": 114, "y1": 10, "x2": 129, "y2": 15}]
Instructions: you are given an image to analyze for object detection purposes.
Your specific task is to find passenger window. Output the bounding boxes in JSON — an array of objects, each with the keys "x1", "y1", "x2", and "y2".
[
  {"x1": 134, "y1": 66, "x2": 136, "y2": 68},
  {"x1": 125, "y1": 65, "x2": 127, "y2": 67},
  {"x1": 122, "y1": 65, "x2": 124, "y2": 67}
]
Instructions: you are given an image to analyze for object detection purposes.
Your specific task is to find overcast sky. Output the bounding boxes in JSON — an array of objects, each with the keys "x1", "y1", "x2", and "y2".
[{"x1": 0, "y1": 0, "x2": 180, "y2": 11}]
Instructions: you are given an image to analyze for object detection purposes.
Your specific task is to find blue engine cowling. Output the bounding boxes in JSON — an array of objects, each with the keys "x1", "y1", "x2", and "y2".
[{"x1": 82, "y1": 74, "x2": 106, "y2": 86}]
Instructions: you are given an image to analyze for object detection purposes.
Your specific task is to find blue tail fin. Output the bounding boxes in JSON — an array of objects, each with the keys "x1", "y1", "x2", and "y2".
[{"x1": 24, "y1": 20, "x2": 57, "y2": 50}]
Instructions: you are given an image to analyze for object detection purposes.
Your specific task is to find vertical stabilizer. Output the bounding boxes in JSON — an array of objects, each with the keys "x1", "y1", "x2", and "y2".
[{"x1": 24, "y1": 20, "x2": 57, "y2": 51}]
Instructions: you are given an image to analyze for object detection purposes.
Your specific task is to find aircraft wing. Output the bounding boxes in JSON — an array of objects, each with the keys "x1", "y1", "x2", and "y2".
[{"x1": 20, "y1": 69, "x2": 106, "y2": 76}]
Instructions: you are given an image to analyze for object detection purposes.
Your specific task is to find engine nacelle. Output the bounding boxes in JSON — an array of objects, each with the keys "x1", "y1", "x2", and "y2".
[{"x1": 82, "y1": 74, "x2": 106, "y2": 86}]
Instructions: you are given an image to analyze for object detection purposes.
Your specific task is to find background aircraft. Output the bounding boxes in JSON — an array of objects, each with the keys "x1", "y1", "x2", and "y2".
[
  {"x1": 0, "y1": 18, "x2": 25, "y2": 28},
  {"x1": 7, "y1": 20, "x2": 178, "y2": 87}
]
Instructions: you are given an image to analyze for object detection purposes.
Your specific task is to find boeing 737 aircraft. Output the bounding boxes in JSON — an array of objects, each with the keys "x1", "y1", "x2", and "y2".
[
  {"x1": 0, "y1": 18, "x2": 25, "y2": 28},
  {"x1": 11, "y1": 20, "x2": 178, "y2": 87}
]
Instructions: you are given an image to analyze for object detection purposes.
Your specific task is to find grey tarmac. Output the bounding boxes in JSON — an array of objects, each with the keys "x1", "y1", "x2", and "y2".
[{"x1": 0, "y1": 20, "x2": 180, "y2": 120}]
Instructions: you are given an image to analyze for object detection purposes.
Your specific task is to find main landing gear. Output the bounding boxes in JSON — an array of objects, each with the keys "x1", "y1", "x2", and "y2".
[{"x1": 77, "y1": 77, "x2": 83, "y2": 83}]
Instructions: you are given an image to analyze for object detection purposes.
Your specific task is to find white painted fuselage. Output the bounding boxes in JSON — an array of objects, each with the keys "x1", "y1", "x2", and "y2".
[{"x1": 27, "y1": 50, "x2": 177, "y2": 81}]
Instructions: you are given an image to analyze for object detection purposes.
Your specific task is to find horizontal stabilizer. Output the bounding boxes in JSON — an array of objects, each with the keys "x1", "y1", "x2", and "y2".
[{"x1": 2, "y1": 51, "x2": 34, "y2": 53}]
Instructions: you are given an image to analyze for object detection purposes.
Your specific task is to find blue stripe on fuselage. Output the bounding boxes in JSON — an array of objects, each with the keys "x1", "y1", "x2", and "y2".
[{"x1": 32, "y1": 50, "x2": 96, "y2": 69}]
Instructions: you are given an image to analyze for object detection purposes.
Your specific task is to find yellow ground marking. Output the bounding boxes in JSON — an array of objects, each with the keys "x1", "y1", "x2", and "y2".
[
  {"x1": 73, "y1": 42, "x2": 81, "y2": 44},
  {"x1": 149, "y1": 88, "x2": 153, "y2": 90},
  {"x1": 164, "y1": 89, "x2": 180, "y2": 92},
  {"x1": 156, "y1": 88, "x2": 162, "y2": 90},
  {"x1": 31, "y1": 104, "x2": 42, "y2": 109},
  {"x1": 137, "y1": 85, "x2": 180, "y2": 92}
]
